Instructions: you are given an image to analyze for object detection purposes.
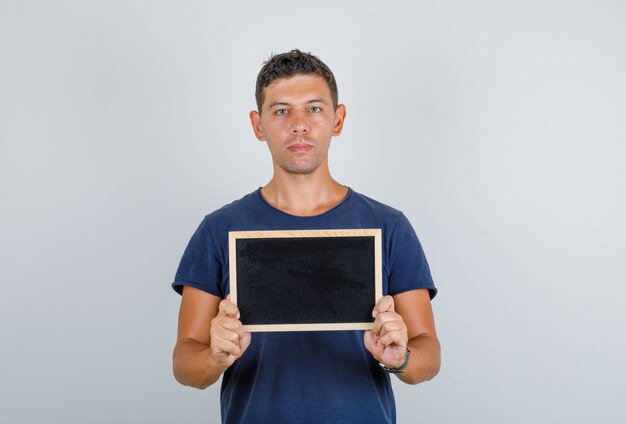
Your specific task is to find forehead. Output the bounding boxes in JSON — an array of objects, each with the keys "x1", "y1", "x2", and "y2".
[{"x1": 262, "y1": 74, "x2": 332, "y2": 107}]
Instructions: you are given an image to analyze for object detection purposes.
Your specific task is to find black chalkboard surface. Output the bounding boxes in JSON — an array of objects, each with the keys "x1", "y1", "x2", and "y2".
[{"x1": 229, "y1": 229, "x2": 382, "y2": 332}]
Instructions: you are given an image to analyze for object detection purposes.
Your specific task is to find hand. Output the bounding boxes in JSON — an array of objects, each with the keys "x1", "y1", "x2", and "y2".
[
  {"x1": 364, "y1": 295, "x2": 409, "y2": 369},
  {"x1": 209, "y1": 295, "x2": 251, "y2": 370}
]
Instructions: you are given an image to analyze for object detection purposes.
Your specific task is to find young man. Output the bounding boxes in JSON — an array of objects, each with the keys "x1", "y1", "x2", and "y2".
[{"x1": 172, "y1": 49, "x2": 440, "y2": 424}]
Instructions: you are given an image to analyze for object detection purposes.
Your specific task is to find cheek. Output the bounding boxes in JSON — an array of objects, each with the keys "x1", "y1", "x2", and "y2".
[
  {"x1": 311, "y1": 114, "x2": 335, "y2": 130},
  {"x1": 260, "y1": 122, "x2": 282, "y2": 141},
  {"x1": 267, "y1": 119, "x2": 290, "y2": 133}
]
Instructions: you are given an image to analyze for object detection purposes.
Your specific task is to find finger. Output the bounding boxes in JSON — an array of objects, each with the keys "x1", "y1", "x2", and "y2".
[
  {"x1": 235, "y1": 324, "x2": 249, "y2": 341},
  {"x1": 211, "y1": 324, "x2": 241, "y2": 345},
  {"x1": 372, "y1": 311, "x2": 402, "y2": 335},
  {"x1": 372, "y1": 295, "x2": 394, "y2": 318},
  {"x1": 363, "y1": 329, "x2": 375, "y2": 346},
  {"x1": 375, "y1": 319, "x2": 406, "y2": 338},
  {"x1": 213, "y1": 315, "x2": 243, "y2": 333},
  {"x1": 211, "y1": 337, "x2": 242, "y2": 357},
  {"x1": 379, "y1": 330, "x2": 408, "y2": 348},
  {"x1": 219, "y1": 298, "x2": 240, "y2": 319},
  {"x1": 363, "y1": 330, "x2": 384, "y2": 357},
  {"x1": 238, "y1": 332, "x2": 252, "y2": 356}
]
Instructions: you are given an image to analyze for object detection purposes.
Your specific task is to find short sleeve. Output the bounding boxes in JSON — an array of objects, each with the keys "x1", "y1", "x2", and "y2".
[
  {"x1": 171, "y1": 217, "x2": 224, "y2": 298},
  {"x1": 387, "y1": 213, "x2": 437, "y2": 299}
]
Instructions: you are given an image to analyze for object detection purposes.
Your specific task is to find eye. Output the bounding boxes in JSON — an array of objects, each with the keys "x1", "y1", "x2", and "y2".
[
  {"x1": 275, "y1": 109, "x2": 288, "y2": 116},
  {"x1": 309, "y1": 106, "x2": 321, "y2": 113}
]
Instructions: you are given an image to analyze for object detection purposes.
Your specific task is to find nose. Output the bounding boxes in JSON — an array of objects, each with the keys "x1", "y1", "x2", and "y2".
[{"x1": 290, "y1": 111, "x2": 309, "y2": 134}]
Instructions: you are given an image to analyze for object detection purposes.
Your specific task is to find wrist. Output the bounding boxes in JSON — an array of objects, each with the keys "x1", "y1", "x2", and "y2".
[{"x1": 379, "y1": 348, "x2": 411, "y2": 374}]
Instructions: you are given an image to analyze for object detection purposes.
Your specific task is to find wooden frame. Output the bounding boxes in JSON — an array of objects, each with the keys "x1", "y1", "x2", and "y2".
[{"x1": 229, "y1": 229, "x2": 383, "y2": 332}]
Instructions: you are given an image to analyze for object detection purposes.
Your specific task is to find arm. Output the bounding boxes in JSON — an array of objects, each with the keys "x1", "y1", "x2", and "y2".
[
  {"x1": 364, "y1": 289, "x2": 441, "y2": 385},
  {"x1": 172, "y1": 286, "x2": 251, "y2": 389}
]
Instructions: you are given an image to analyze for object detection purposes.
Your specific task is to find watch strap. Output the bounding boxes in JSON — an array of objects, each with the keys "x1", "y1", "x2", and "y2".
[{"x1": 379, "y1": 348, "x2": 411, "y2": 374}]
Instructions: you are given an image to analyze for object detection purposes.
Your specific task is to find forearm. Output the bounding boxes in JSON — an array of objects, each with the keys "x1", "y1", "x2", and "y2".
[
  {"x1": 395, "y1": 334, "x2": 441, "y2": 385},
  {"x1": 173, "y1": 339, "x2": 227, "y2": 389}
]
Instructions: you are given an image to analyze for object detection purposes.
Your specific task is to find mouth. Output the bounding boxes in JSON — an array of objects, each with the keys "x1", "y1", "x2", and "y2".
[{"x1": 287, "y1": 142, "x2": 314, "y2": 153}]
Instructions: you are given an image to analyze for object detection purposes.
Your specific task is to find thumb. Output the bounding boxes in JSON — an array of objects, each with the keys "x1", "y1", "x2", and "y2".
[{"x1": 372, "y1": 295, "x2": 394, "y2": 318}]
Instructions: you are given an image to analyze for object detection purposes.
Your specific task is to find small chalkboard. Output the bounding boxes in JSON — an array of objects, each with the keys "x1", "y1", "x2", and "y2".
[{"x1": 228, "y1": 229, "x2": 382, "y2": 332}]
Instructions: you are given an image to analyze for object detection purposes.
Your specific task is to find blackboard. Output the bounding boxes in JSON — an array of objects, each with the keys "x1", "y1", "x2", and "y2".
[{"x1": 228, "y1": 229, "x2": 382, "y2": 332}]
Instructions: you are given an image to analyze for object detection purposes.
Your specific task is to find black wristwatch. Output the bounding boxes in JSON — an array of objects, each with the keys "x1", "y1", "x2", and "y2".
[{"x1": 379, "y1": 348, "x2": 411, "y2": 373}]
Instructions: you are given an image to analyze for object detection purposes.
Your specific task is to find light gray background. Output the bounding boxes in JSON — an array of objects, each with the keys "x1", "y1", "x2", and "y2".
[{"x1": 1, "y1": 1, "x2": 625, "y2": 423}]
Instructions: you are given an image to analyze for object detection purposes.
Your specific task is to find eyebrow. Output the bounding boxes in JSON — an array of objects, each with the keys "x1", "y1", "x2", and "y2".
[
  {"x1": 268, "y1": 102, "x2": 290, "y2": 109},
  {"x1": 267, "y1": 99, "x2": 328, "y2": 109}
]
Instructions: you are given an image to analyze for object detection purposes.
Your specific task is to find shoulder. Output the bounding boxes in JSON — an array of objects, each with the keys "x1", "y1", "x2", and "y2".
[
  {"x1": 347, "y1": 190, "x2": 419, "y2": 243},
  {"x1": 349, "y1": 190, "x2": 406, "y2": 223},
  {"x1": 201, "y1": 190, "x2": 260, "y2": 228}
]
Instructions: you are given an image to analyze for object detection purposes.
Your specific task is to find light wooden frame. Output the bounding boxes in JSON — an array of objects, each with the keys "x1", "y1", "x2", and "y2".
[{"x1": 229, "y1": 229, "x2": 383, "y2": 332}]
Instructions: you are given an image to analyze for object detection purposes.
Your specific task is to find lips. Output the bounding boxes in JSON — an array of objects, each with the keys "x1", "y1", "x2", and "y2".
[{"x1": 287, "y1": 142, "x2": 314, "y2": 152}]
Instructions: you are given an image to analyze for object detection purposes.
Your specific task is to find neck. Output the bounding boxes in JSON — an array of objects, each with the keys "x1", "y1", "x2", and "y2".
[{"x1": 260, "y1": 162, "x2": 348, "y2": 217}]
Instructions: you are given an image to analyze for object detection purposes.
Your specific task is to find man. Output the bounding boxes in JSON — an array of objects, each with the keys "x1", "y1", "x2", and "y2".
[{"x1": 172, "y1": 49, "x2": 440, "y2": 424}]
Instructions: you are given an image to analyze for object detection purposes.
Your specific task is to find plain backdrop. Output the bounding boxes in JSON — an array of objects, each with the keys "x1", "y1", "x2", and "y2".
[{"x1": 1, "y1": 1, "x2": 625, "y2": 423}]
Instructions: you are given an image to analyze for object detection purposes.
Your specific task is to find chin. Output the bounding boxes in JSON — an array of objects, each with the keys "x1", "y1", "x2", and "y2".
[
  {"x1": 278, "y1": 159, "x2": 323, "y2": 175},
  {"x1": 282, "y1": 167, "x2": 318, "y2": 175}
]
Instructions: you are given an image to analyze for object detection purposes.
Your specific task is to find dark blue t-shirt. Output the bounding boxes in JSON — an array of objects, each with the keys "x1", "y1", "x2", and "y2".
[{"x1": 173, "y1": 188, "x2": 436, "y2": 424}]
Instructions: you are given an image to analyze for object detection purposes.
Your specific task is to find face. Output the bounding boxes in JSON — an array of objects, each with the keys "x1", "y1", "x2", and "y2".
[{"x1": 250, "y1": 74, "x2": 346, "y2": 175}]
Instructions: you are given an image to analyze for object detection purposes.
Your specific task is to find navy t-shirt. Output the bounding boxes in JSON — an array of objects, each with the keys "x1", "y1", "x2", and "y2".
[{"x1": 173, "y1": 188, "x2": 436, "y2": 424}]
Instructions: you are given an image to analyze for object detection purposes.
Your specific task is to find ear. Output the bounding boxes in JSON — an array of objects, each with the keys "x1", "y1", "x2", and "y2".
[
  {"x1": 332, "y1": 104, "x2": 346, "y2": 136},
  {"x1": 249, "y1": 110, "x2": 266, "y2": 141}
]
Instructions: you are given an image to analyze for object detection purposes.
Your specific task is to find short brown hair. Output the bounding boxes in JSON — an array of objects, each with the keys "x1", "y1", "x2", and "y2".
[{"x1": 255, "y1": 49, "x2": 338, "y2": 112}]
